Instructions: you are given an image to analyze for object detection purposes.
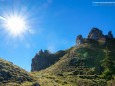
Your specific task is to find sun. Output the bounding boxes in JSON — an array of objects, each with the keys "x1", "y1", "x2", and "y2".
[
  {"x1": 5, "y1": 15, "x2": 27, "y2": 37},
  {"x1": 0, "y1": 12, "x2": 34, "y2": 39}
]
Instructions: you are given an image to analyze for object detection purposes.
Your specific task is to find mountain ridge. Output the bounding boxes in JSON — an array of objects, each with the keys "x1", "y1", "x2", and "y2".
[
  {"x1": 31, "y1": 27, "x2": 115, "y2": 86},
  {"x1": 31, "y1": 27, "x2": 114, "y2": 73},
  {"x1": 0, "y1": 27, "x2": 115, "y2": 86}
]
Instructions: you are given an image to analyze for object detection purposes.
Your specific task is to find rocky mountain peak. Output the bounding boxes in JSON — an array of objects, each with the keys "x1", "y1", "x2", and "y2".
[
  {"x1": 76, "y1": 28, "x2": 114, "y2": 46},
  {"x1": 88, "y1": 27, "x2": 104, "y2": 40}
]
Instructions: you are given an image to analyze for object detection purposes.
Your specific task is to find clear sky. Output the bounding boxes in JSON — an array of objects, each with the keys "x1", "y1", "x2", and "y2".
[{"x1": 0, "y1": 0, "x2": 115, "y2": 71}]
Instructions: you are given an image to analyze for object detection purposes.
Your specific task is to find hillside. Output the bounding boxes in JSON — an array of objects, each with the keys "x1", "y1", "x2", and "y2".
[
  {"x1": 32, "y1": 40, "x2": 106, "y2": 86},
  {"x1": 31, "y1": 28, "x2": 115, "y2": 86},
  {"x1": 0, "y1": 28, "x2": 114, "y2": 86},
  {"x1": 0, "y1": 58, "x2": 39, "y2": 86},
  {"x1": 38, "y1": 39, "x2": 105, "y2": 75}
]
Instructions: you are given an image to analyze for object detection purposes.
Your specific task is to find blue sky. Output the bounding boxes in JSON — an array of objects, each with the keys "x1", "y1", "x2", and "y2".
[{"x1": 0, "y1": 0, "x2": 115, "y2": 71}]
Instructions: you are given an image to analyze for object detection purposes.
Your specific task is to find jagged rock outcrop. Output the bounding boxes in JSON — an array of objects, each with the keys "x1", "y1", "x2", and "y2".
[
  {"x1": 108, "y1": 31, "x2": 113, "y2": 39},
  {"x1": 31, "y1": 49, "x2": 66, "y2": 72},
  {"x1": 87, "y1": 28, "x2": 114, "y2": 45},
  {"x1": 88, "y1": 28, "x2": 104, "y2": 40},
  {"x1": 76, "y1": 35, "x2": 83, "y2": 46}
]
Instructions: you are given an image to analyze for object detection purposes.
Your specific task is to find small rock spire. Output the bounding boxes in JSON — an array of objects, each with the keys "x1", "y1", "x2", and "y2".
[
  {"x1": 76, "y1": 35, "x2": 83, "y2": 46},
  {"x1": 39, "y1": 49, "x2": 43, "y2": 55},
  {"x1": 108, "y1": 31, "x2": 113, "y2": 39}
]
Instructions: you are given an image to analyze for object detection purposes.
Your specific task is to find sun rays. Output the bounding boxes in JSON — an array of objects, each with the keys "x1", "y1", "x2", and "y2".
[{"x1": 5, "y1": 15, "x2": 27, "y2": 37}]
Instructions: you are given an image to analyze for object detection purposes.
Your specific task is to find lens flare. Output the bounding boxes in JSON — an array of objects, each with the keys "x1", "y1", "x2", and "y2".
[
  {"x1": 0, "y1": 13, "x2": 29, "y2": 39},
  {"x1": 5, "y1": 15, "x2": 26, "y2": 37}
]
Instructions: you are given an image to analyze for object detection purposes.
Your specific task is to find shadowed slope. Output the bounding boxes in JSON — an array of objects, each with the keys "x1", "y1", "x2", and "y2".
[{"x1": 0, "y1": 58, "x2": 39, "y2": 86}]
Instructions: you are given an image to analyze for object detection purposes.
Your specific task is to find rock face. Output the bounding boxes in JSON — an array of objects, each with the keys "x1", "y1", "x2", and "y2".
[
  {"x1": 88, "y1": 28, "x2": 114, "y2": 41},
  {"x1": 88, "y1": 28, "x2": 104, "y2": 40},
  {"x1": 108, "y1": 31, "x2": 113, "y2": 39},
  {"x1": 31, "y1": 49, "x2": 66, "y2": 72},
  {"x1": 76, "y1": 35, "x2": 83, "y2": 46}
]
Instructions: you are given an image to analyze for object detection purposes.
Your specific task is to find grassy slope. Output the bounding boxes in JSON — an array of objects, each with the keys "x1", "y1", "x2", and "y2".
[
  {"x1": 31, "y1": 39, "x2": 115, "y2": 86},
  {"x1": 0, "y1": 58, "x2": 39, "y2": 86},
  {"x1": 0, "y1": 39, "x2": 114, "y2": 86}
]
